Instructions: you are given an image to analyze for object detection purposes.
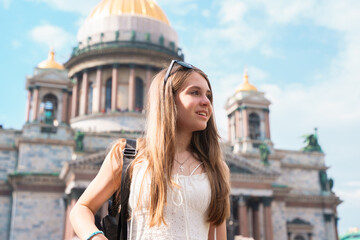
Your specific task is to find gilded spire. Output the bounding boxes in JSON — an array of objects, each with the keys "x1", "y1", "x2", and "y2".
[
  {"x1": 37, "y1": 49, "x2": 64, "y2": 70},
  {"x1": 236, "y1": 66, "x2": 258, "y2": 92}
]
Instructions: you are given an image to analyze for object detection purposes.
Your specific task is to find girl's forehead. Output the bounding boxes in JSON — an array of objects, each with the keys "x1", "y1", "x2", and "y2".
[{"x1": 182, "y1": 72, "x2": 211, "y2": 90}]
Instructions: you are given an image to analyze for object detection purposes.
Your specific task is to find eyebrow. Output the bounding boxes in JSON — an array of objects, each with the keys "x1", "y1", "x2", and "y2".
[{"x1": 187, "y1": 85, "x2": 211, "y2": 93}]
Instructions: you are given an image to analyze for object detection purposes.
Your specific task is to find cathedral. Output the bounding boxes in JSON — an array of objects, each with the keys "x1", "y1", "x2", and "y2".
[{"x1": 0, "y1": 0, "x2": 341, "y2": 239}]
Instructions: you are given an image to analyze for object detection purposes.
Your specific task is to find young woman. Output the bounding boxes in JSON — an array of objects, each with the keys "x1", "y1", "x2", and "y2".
[{"x1": 70, "y1": 60, "x2": 230, "y2": 240}]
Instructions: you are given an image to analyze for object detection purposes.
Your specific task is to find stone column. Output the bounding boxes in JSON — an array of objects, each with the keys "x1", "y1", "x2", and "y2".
[
  {"x1": 145, "y1": 66, "x2": 152, "y2": 98},
  {"x1": 82, "y1": 70, "x2": 89, "y2": 115},
  {"x1": 111, "y1": 64, "x2": 119, "y2": 111},
  {"x1": 308, "y1": 233, "x2": 313, "y2": 240},
  {"x1": 32, "y1": 86, "x2": 40, "y2": 122},
  {"x1": 228, "y1": 116, "x2": 232, "y2": 142},
  {"x1": 287, "y1": 232, "x2": 291, "y2": 240},
  {"x1": 238, "y1": 195, "x2": 249, "y2": 237},
  {"x1": 324, "y1": 214, "x2": 335, "y2": 240},
  {"x1": 263, "y1": 197, "x2": 273, "y2": 240},
  {"x1": 61, "y1": 89, "x2": 68, "y2": 124},
  {"x1": 264, "y1": 109, "x2": 271, "y2": 139},
  {"x1": 71, "y1": 77, "x2": 79, "y2": 118},
  {"x1": 95, "y1": 66, "x2": 103, "y2": 113},
  {"x1": 242, "y1": 108, "x2": 249, "y2": 138},
  {"x1": 128, "y1": 64, "x2": 135, "y2": 111},
  {"x1": 235, "y1": 109, "x2": 242, "y2": 139},
  {"x1": 67, "y1": 92, "x2": 72, "y2": 123},
  {"x1": 252, "y1": 202, "x2": 261, "y2": 240},
  {"x1": 334, "y1": 217, "x2": 339, "y2": 240},
  {"x1": 25, "y1": 88, "x2": 33, "y2": 122}
]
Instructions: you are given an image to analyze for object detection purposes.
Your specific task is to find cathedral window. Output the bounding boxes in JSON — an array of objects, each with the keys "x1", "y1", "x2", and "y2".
[
  {"x1": 135, "y1": 77, "x2": 144, "y2": 112},
  {"x1": 88, "y1": 82, "x2": 93, "y2": 114},
  {"x1": 294, "y1": 235, "x2": 306, "y2": 240},
  {"x1": 249, "y1": 112, "x2": 260, "y2": 140},
  {"x1": 105, "y1": 78, "x2": 112, "y2": 111},
  {"x1": 40, "y1": 93, "x2": 58, "y2": 125}
]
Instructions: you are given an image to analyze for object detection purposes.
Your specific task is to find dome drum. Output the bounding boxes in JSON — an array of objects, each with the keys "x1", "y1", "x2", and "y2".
[
  {"x1": 65, "y1": 47, "x2": 180, "y2": 77},
  {"x1": 76, "y1": 15, "x2": 179, "y2": 54}
]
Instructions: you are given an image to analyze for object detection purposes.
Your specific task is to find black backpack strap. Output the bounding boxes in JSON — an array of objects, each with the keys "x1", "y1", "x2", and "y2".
[{"x1": 117, "y1": 139, "x2": 137, "y2": 240}]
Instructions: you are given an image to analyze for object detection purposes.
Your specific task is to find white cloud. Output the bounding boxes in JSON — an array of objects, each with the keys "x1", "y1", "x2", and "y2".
[
  {"x1": 1, "y1": 0, "x2": 10, "y2": 9},
  {"x1": 29, "y1": 23, "x2": 75, "y2": 53},
  {"x1": 202, "y1": 9, "x2": 210, "y2": 18},
  {"x1": 26, "y1": 0, "x2": 99, "y2": 16},
  {"x1": 11, "y1": 40, "x2": 21, "y2": 49}
]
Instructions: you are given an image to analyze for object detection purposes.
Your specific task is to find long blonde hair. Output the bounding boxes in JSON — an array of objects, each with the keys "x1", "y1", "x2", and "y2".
[{"x1": 112, "y1": 63, "x2": 230, "y2": 226}]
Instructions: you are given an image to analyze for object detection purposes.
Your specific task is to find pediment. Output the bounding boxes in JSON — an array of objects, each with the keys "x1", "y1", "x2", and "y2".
[
  {"x1": 223, "y1": 149, "x2": 279, "y2": 177},
  {"x1": 69, "y1": 150, "x2": 108, "y2": 169},
  {"x1": 34, "y1": 70, "x2": 69, "y2": 83}
]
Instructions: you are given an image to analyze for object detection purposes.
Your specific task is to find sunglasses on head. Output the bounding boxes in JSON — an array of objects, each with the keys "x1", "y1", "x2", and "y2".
[{"x1": 163, "y1": 60, "x2": 194, "y2": 85}]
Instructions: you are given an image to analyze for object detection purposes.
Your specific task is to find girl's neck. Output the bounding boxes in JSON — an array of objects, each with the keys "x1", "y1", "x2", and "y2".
[{"x1": 175, "y1": 130, "x2": 192, "y2": 154}]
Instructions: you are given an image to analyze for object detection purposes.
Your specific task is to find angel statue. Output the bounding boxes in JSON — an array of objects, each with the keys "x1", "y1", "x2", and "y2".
[{"x1": 302, "y1": 128, "x2": 323, "y2": 152}]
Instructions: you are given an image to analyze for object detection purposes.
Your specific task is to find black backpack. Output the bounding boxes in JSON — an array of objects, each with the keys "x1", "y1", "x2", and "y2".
[{"x1": 101, "y1": 139, "x2": 137, "y2": 240}]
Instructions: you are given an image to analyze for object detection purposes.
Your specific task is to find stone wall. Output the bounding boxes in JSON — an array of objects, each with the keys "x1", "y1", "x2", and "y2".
[
  {"x1": 272, "y1": 201, "x2": 287, "y2": 240},
  {"x1": 278, "y1": 168, "x2": 321, "y2": 195},
  {"x1": 9, "y1": 192, "x2": 65, "y2": 240},
  {"x1": 280, "y1": 150, "x2": 325, "y2": 167},
  {"x1": 0, "y1": 150, "x2": 17, "y2": 180},
  {"x1": 286, "y1": 207, "x2": 328, "y2": 240},
  {"x1": 0, "y1": 195, "x2": 11, "y2": 240},
  {"x1": 17, "y1": 144, "x2": 72, "y2": 173}
]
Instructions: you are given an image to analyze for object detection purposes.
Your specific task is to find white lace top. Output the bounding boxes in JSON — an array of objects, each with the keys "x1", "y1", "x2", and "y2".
[{"x1": 128, "y1": 161, "x2": 211, "y2": 240}]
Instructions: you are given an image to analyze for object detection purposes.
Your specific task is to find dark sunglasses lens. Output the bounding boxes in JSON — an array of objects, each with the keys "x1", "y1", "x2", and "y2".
[{"x1": 177, "y1": 61, "x2": 193, "y2": 69}]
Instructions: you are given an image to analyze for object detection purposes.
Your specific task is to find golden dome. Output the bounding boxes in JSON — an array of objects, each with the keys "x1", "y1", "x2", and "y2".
[
  {"x1": 236, "y1": 68, "x2": 258, "y2": 92},
  {"x1": 87, "y1": 0, "x2": 170, "y2": 25},
  {"x1": 37, "y1": 50, "x2": 64, "y2": 70}
]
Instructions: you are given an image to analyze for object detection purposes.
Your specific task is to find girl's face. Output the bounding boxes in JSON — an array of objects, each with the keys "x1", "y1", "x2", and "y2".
[{"x1": 175, "y1": 72, "x2": 213, "y2": 133}]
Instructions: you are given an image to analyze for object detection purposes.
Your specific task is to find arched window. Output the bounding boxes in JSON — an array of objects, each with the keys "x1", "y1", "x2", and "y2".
[
  {"x1": 41, "y1": 93, "x2": 58, "y2": 125},
  {"x1": 105, "y1": 78, "x2": 112, "y2": 111},
  {"x1": 294, "y1": 235, "x2": 306, "y2": 240},
  {"x1": 88, "y1": 82, "x2": 93, "y2": 114},
  {"x1": 249, "y1": 112, "x2": 260, "y2": 140},
  {"x1": 135, "y1": 77, "x2": 144, "y2": 112}
]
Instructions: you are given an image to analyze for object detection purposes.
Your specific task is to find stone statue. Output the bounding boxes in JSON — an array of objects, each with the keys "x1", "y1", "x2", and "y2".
[
  {"x1": 259, "y1": 142, "x2": 270, "y2": 166},
  {"x1": 74, "y1": 131, "x2": 85, "y2": 152},
  {"x1": 329, "y1": 178, "x2": 334, "y2": 191},
  {"x1": 302, "y1": 128, "x2": 323, "y2": 152},
  {"x1": 319, "y1": 170, "x2": 328, "y2": 191}
]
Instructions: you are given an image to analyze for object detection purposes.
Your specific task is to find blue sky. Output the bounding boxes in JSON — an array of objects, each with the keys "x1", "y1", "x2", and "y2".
[{"x1": 1, "y1": 0, "x2": 359, "y2": 236}]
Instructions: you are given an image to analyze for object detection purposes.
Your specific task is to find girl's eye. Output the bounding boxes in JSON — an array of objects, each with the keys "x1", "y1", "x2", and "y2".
[{"x1": 191, "y1": 91, "x2": 200, "y2": 95}]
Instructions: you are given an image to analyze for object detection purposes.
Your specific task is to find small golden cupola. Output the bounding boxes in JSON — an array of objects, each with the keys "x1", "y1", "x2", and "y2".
[
  {"x1": 236, "y1": 67, "x2": 258, "y2": 92},
  {"x1": 37, "y1": 49, "x2": 64, "y2": 70}
]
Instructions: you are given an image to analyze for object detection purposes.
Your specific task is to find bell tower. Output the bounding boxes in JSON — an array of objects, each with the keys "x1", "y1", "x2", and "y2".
[{"x1": 225, "y1": 68, "x2": 273, "y2": 153}]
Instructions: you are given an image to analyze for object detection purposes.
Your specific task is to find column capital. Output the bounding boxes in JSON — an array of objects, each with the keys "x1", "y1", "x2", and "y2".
[
  {"x1": 96, "y1": 65, "x2": 103, "y2": 70},
  {"x1": 263, "y1": 108, "x2": 270, "y2": 113},
  {"x1": 28, "y1": 86, "x2": 34, "y2": 91},
  {"x1": 129, "y1": 63, "x2": 136, "y2": 69},
  {"x1": 112, "y1": 63, "x2": 120, "y2": 68},
  {"x1": 62, "y1": 88, "x2": 69, "y2": 93},
  {"x1": 237, "y1": 106, "x2": 248, "y2": 111},
  {"x1": 237, "y1": 195, "x2": 249, "y2": 206},
  {"x1": 83, "y1": 69, "x2": 89, "y2": 74},
  {"x1": 262, "y1": 197, "x2": 273, "y2": 206},
  {"x1": 34, "y1": 85, "x2": 40, "y2": 90},
  {"x1": 145, "y1": 65, "x2": 153, "y2": 70}
]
